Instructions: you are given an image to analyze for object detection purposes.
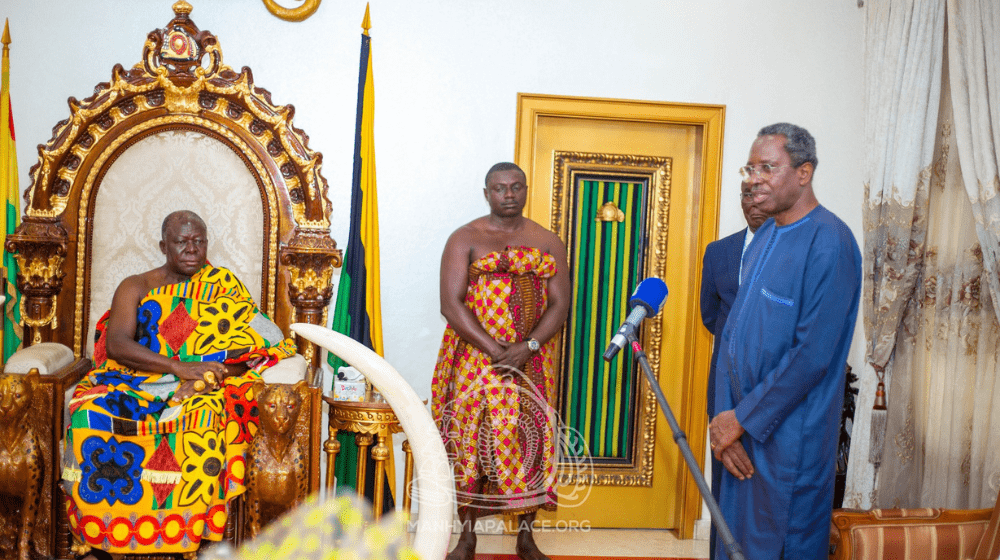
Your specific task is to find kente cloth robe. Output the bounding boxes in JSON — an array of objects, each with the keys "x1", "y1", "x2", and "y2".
[
  {"x1": 713, "y1": 206, "x2": 861, "y2": 560},
  {"x1": 432, "y1": 246, "x2": 559, "y2": 515},
  {"x1": 62, "y1": 265, "x2": 296, "y2": 554}
]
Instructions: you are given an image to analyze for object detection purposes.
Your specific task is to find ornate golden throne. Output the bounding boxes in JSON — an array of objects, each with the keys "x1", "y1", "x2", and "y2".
[{"x1": 1, "y1": 2, "x2": 340, "y2": 558}]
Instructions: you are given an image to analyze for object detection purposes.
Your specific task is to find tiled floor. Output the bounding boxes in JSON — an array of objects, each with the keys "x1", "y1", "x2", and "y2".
[{"x1": 447, "y1": 528, "x2": 709, "y2": 558}]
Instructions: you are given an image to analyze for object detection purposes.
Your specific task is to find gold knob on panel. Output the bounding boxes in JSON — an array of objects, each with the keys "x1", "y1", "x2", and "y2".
[{"x1": 595, "y1": 201, "x2": 626, "y2": 223}]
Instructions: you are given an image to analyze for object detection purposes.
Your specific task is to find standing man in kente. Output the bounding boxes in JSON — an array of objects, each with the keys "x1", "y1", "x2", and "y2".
[
  {"x1": 699, "y1": 180, "x2": 768, "y2": 560},
  {"x1": 433, "y1": 162, "x2": 571, "y2": 560},
  {"x1": 708, "y1": 124, "x2": 862, "y2": 559}
]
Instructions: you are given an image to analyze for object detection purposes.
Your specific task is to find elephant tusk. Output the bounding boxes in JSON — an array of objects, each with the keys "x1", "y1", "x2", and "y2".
[
  {"x1": 262, "y1": 0, "x2": 321, "y2": 22},
  {"x1": 290, "y1": 323, "x2": 454, "y2": 560}
]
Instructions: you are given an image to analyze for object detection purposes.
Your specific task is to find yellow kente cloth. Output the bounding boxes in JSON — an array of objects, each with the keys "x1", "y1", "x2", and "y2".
[
  {"x1": 62, "y1": 265, "x2": 296, "y2": 554},
  {"x1": 431, "y1": 246, "x2": 559, "y2": 515}
]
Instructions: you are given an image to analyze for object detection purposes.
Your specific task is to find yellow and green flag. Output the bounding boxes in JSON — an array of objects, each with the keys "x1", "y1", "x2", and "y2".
[
  {"x1": 1, "y1": 20, "x2": 23, "y2": 360},
  {"x1": 327, "y1": 4, "x2": 393, "y2": 511}
]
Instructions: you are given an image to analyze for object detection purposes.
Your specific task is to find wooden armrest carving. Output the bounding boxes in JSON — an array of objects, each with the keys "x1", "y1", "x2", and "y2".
[
  {"x1": 5, "y1": 218, "x2": 68, "y2": 346},
  {"x1": 280, "y1": 229, "x2": 341, "y2": 379}
]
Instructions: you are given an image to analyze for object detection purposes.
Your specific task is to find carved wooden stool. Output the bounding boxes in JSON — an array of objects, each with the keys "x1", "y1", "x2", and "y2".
[{"x1": 322, "y1": 396, "x2": 416, "y2": 519}]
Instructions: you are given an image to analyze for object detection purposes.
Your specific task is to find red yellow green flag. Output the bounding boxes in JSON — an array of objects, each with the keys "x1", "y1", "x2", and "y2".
[{"x1": 1, "y1": 20, "x2": 23, "y2": 360}]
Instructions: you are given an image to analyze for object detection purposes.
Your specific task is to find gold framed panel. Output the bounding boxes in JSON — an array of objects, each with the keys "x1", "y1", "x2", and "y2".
[{"x1": 551, "y1": 151, "x2": 671, "y2": 487}]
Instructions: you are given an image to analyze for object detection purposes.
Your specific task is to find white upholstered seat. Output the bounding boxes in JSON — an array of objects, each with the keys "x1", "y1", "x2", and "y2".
[{"x1": 4, "y1": 342, "x2": 76, "y2": 375}]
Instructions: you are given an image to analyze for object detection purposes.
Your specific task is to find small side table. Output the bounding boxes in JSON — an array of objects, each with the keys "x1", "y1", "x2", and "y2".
[{"x1": 322, "y1": 396, "x2": 416, "y2": 519}]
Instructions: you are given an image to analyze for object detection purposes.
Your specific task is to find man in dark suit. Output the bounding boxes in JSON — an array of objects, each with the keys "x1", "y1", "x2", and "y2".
[{"x1": 699, "y1": 181, "x2": 768, "y2": 558}]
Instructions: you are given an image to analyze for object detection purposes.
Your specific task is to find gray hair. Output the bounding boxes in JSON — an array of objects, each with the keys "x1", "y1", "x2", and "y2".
[
  {"x1": 484, "y1": 162, "x2": 526, "y2": 186},
  {"x1": 758, "y1": 123, "x2": 818, "y2": 169},
  {"x1": 161, "y1": 210, "x2": 207, "y2": 239}
]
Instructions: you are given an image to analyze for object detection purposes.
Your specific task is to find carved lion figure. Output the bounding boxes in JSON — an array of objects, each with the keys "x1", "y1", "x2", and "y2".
[
  {"x1": 0, "y1": 369, "x2": 43, "y2": 560},
  {"x1": 245, "y1": 379, "x2": 310, "y2": 537}
]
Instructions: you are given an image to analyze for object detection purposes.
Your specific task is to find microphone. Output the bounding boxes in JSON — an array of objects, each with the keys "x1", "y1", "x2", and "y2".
[{"x1": 602, "y1": 277, "x2": 668, "y2": 361}]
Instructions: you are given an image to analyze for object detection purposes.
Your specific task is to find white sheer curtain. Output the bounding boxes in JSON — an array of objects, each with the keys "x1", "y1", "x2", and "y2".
[
  {"x1": 877, "y1": 81, "x2": 1000, "y2": 508},
  {"x1": 847, "y1": 0, "x2": 1000, "y2": 510},
  {"x1": 949, "y1": 1, "x2": 1000, "y2": 326},
  {"x1": 844, "y1": 0, "x2": 944, "y2": 510},
  {"x1": 947, "y1": 0, "x2": 1000, "y2": 507}
]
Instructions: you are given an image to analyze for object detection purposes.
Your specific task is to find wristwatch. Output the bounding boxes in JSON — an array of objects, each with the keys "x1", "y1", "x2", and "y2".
[{"x1": 526, "y1": 338, "x2": 540, "y2": 352}]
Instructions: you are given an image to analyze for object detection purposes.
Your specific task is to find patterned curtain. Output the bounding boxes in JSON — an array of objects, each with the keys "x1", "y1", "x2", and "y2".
[
  {"x1": 948, "y1": 1, "x2": 1000, "y2": 327},
  {"x1": 877, "y1": 80, "x2": 1000, "y2": 508},
  {"x1": 944, "y1": 0, "x2": 1000, "y2": 507},
  {"x1": 847, "y1": 0, "x2": 1000, "y2": 510},
  {"x1": 843, "y1": 0, "x2": 944, "y2": 509}
]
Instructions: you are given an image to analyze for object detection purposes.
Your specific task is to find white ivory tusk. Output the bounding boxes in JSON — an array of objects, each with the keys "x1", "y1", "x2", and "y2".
[{"x1": 290, "y1": 323, "x2": 453, "y2": 560}]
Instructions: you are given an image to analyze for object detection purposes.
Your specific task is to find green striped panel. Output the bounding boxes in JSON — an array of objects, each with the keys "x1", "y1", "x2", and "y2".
[{"x1": 561, "y1": 177, "x2": 647, "y2": 461}]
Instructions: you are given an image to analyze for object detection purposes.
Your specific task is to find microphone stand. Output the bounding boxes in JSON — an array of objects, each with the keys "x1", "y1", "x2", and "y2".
[{"x1": 625, "y1": 329, "x2": 746, "y2": 560}]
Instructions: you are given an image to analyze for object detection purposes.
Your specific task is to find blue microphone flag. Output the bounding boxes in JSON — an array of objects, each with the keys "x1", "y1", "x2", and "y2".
[{"x1": 629, "y1": 277, "x2": 668, "y2": 316}]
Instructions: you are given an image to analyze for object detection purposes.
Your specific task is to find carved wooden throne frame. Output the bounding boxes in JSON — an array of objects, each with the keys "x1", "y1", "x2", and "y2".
[{"x1": 4, "y1": 2, "x2": 340, "y2": 558}]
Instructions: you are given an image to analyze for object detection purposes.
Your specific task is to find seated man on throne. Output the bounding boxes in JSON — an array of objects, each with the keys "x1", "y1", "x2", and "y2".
[{"x1": 61, "y1": 210, "x2": 296, "y2": 557}]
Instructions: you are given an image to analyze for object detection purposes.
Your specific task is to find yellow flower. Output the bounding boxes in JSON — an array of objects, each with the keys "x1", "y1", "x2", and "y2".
[
  {"x1": 178, "y1": 431, "x2": 227, "y2": 506},
  {"x1": 193, "y1": 295, "x2": 260, "y2": 354}
]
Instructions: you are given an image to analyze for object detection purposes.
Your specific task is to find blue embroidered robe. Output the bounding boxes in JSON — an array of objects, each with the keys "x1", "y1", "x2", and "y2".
[{"x1": 714, "y1": 206, "x2": 861, "y2": 560}]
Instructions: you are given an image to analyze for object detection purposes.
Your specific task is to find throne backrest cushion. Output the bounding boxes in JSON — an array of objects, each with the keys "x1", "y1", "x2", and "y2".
[{"x1": 88, "y1": 130, "x2": 264, "y2": 357}]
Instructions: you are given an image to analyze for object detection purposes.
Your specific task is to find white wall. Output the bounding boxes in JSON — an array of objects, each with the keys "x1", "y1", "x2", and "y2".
[
  {"x1": 3, "y1": 0, "x2": 867, "y2": 393},
  {"x1": 3, "y1": 0, "x2": 866, "y2": 507}
]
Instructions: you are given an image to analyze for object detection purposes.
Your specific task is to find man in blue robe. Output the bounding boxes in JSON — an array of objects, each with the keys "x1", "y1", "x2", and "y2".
[{"x1": 709, "y1": 123, "x2": 862, "y2": 560}]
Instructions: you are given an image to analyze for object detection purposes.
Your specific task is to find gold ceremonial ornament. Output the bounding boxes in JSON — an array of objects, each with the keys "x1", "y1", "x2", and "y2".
[
  {"x1": 262, "y1": 0, "x2": 322, "y2": 21},
  {"x1": 70, "y1": 541, "x2": 91, "y2": 557},
  {"x1": 193, "y1": 371, "x2": 218, "y2": 392},
  {"x1": 595, "y1": 201, "x2": 626, "y2": 223}
]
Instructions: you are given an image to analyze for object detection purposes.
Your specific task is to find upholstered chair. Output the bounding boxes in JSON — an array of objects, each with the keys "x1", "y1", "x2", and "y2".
[{"x1": 829, "y1": 490, "x2": 1000, "y2": 560}]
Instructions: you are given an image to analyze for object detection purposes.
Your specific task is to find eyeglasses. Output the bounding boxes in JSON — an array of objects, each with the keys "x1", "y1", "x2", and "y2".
[
  {"x1": 738, "y1": 163, "x2": 791, "y2": 181},
  {"x1": 739, "y1": 192, "x2": 754, "y2": 201}
]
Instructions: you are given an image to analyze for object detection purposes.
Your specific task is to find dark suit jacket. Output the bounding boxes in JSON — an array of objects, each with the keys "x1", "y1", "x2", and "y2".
[{"x1": 700, "y1": 227, "x2": 747, "y2": 417}]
